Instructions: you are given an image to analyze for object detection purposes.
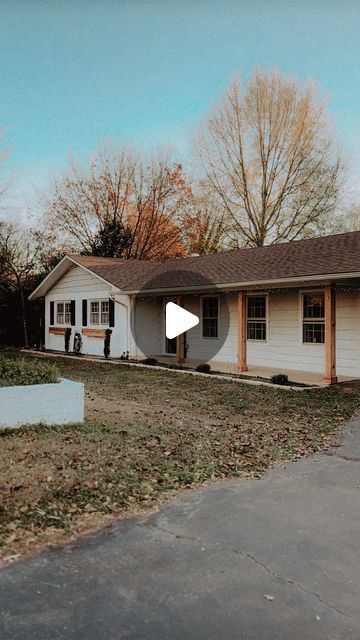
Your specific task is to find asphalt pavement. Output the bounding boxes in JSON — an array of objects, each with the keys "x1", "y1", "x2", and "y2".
[{"x1": 1, "y1": 419, "x2": 360, "y2": 640}]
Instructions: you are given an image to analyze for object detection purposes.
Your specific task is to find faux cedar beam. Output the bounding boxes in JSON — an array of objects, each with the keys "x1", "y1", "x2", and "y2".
[
  {"x1": 176, "y1": 295, "x2": 185, "y2": 364},
  {"x1": 237, "y1": 291, "x2": 247, "y2": 372},
  {"x1": 324, "y1": 284, "x2": 337, "y2": 384}
]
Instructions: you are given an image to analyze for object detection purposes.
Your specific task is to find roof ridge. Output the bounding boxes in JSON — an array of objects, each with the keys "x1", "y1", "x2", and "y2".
[
  {"x1": 165, "y1": 230, "x2": 360, "y2": 263},
  {"x1": 68, "y1": 230, "x2": 360, "y2": 266}
]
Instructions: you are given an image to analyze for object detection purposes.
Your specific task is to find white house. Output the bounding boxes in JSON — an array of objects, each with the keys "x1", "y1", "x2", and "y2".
[{"x1": 29, "y1": 231, "x2": 360, "y2": 384}]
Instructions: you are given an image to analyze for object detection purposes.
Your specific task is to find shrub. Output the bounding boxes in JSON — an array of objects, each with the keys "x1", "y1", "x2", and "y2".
[
  {"x1": 195, "y1": 363, "x2": 211, "y2": 374},
  {"x1": 141, "y1": 358, "x2": 158, "y2": 366},
  {"x1": 270, "y1": 373, "x2": 289, "y2": 386},
  {"x1": 0, "y1": 356, "x2": 60, "y2": 387}
]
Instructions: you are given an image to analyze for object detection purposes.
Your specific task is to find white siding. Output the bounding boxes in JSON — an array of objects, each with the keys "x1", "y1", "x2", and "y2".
[
  {"x1": 49, "y1": 265, "x2": 109, "y2": 294},
  {"x1": 133, "y1": 298, "x2": 163, "y2": 357},
  {"x1": 185, "y1": 294, "x2": 238, "y2": 364},
  {"x1": 45, "y1": 266, "x2": 129, "y2": 358},
  {"x1": 246, "y1": 291, "x2": 325, "y2": 373},
  {"x1": 241, "y1": 289, "x2": 360, "y2": 377},
  {"x1": 336, "y1": 290, "x2": 360, "y2": 377}
]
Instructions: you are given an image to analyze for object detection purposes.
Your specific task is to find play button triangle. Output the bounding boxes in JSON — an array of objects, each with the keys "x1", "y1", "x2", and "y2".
[{"x1": 165, "y1": 302, "x2": 199, "y2": 340}]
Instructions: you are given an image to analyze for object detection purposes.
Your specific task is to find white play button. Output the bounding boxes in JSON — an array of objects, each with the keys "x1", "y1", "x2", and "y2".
[{"x1": 165, "y1": 302, "x2": 199, "y2": 340}]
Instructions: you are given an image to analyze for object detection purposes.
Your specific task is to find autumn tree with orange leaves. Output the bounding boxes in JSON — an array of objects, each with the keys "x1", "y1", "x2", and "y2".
[
  {"x1": 45, "y1": 145, "x2": 193, "y2": 260},
  {"x1": 184, "y1": 184, "x2": 226, "y2": 255}
]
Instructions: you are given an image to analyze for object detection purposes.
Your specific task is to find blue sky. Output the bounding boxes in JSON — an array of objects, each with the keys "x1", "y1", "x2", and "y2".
[{"x1": 1, "y1": 0, "x2": 360, "y2": 220}]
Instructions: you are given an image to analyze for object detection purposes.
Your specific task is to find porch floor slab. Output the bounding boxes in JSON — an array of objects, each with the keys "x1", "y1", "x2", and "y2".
[{"x1": 153, "y1": 356, "x2": 354, "y2": 386}]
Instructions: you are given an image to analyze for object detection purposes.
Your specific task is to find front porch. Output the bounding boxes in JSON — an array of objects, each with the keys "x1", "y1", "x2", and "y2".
[
  {"x1": 143, "y1": 282, "x2": 360, "y2": 385},
  {"x1": 152, "y1": 356, "x2": 354, "y2": 386}
]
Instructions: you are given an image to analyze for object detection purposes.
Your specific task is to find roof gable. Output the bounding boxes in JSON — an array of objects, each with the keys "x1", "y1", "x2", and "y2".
[{"x1": 28, "y1": 256, "x2": 118, "y2": 300}]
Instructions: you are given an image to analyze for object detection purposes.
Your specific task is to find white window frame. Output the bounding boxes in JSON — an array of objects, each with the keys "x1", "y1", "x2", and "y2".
[
  {"x1": 300, "y1": 290, "x2": 325, "y2": 345},
  {"x1": 56, "y1": 300, "x2": 71, "y2": 326},
  {"x1": 89, "y1": 299, "x2": 110, "y2": 326},
  {"x1": 201, "y1": 295, "x2": 220, "y2": 340},
  {"x1": 246, "y1": 293, "x2": 268, "y2": 342}
]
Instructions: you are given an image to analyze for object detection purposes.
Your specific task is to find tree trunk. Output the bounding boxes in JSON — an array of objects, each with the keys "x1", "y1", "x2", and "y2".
[{"x1": 19, "y1": 287, "x2": 29, "y2": 347}]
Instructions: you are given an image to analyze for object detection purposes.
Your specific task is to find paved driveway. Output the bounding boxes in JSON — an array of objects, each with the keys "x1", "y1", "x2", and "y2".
[{"x1": 1, "y1": 419, "x2": 360, "y2": 640}]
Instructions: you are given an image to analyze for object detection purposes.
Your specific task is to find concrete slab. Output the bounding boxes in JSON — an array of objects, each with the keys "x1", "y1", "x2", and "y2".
[{"x1": 0, "y1": 421, "x2": 359, "y2": 639}]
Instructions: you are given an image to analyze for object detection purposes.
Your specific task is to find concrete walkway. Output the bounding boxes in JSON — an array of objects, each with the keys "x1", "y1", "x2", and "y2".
[{"x1": 1, "y1": 420, "x2": 360, "y2": 640}]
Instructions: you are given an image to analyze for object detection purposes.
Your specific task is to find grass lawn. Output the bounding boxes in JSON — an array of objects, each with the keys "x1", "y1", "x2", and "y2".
[{"x1": 1, "y1": 354, "x2": 359, "y2": 563}]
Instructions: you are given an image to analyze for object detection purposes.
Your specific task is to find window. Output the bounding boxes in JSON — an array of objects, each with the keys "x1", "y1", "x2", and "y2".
[
  {"x1": 303, "y1": 293, "x2": 325, "y2": 343},
  {"x1": 101, "y1": 300, "x2": 109, "y2": 324},
  {"x1": 202, "y1": 297, "x2": 219, "y2": 338},
  {"x1": 247, "y1": 296, "x2": 266, "y2": 341},
  {"x1": 89, "y1": 300, "x2": 110, "y2": 325},
  {"x1": 56, "y1": 302, "x2": 64, "y2": 325},
  {"x1": 90, "y1": 301, "x2": 100, "y2": 324},
  {"x1": 56, "y1": 301, "x2": 72, "y2": 325}
]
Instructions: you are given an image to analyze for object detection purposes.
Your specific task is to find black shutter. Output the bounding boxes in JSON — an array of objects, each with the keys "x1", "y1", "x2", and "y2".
[
  {"x1": 82, "y1": 299, "x2": 87, "y2": 327},
  {"x1": 50, "y1": 301, "x2": 54, "y2": 325},
  {"x1": 109, "y1": 298, "x2": 115, "y2": 327},
  {"x1": 70, "y1": 300, "x2": 76, "y2": 326}
]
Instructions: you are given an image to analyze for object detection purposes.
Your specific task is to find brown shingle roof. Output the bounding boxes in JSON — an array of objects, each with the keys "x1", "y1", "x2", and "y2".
[{"x1": 71, "y1": 231, "x2": 360, "y2": 292}]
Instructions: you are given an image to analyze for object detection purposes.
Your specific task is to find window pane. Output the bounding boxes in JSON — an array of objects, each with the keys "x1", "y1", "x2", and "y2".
[
  {"x1": 101, "y1": 300, "x2": 109, "y2": 324},
  {"x1": 303, "y1": 294, "x2": 324, "y2": 319},
  {"x1": 247, "y1": 296, "x2": 266, "y2": 319},
  {"x1": 65, "y1": 302, "x2": 71, "y2": 324},
  {"x1": 56, "y1": 302, "x2": 64, "y2": 324},
  {"x1": 303, "y1": 322, "x2": 324, "y2": 344},
  {"x1": 90, "y1": 302, "x2": 99, "y2": 325},
  {"x1": 203, "y1": 318, "x2": 218, "y2": 338},
  {"x1": 203, "y1": 298, "x2": 218, "y2": 318},
  {"x1": 247, "y1": 321, "x2": 266, "y2": 341}
]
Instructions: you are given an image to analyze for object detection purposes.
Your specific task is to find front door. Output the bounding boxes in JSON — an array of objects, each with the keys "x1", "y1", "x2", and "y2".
[
  {"x1": 163, "y1": 298, "x2": 177, "y2": 355},
  {"x1": 165, "y1": 336, "x2": 177, "y2": 355}
]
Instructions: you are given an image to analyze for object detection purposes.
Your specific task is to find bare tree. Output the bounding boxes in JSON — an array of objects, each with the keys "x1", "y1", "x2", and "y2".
[
  {"x1": 46, "y1": 145, "x2": 135, "y2": 254},
  {"x1": 45, "y1": 145, "x2": 193, "y2": 259},
  {"x1": 194, "y1": 68, "x2": 341, "y2": 247},
  {"x1": 184, "y1": 184, "x2": 226, "y2": 255},
  {"x1": 0, "y1": 222, "x2": 41, "y2": 346},
  {"x1": 331, "y1": 204, "x2": 360, "y2": 234}
]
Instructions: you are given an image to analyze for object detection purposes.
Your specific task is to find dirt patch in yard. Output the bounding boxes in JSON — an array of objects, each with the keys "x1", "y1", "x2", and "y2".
[{"x1": 1, "y1": 354, "x2": 359, "y2": 565}]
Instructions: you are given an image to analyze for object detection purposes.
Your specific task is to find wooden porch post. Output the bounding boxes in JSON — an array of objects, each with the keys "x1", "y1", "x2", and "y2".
[
  {"x1": 176, "y1": 295, "x2": 185, "y2": 364},
  {"x1": 324, "y1": 284, "x2": 337, "y2": 384},
  {"x1": 237, "y1": 291, "x2": 247, "y2": 372}
]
